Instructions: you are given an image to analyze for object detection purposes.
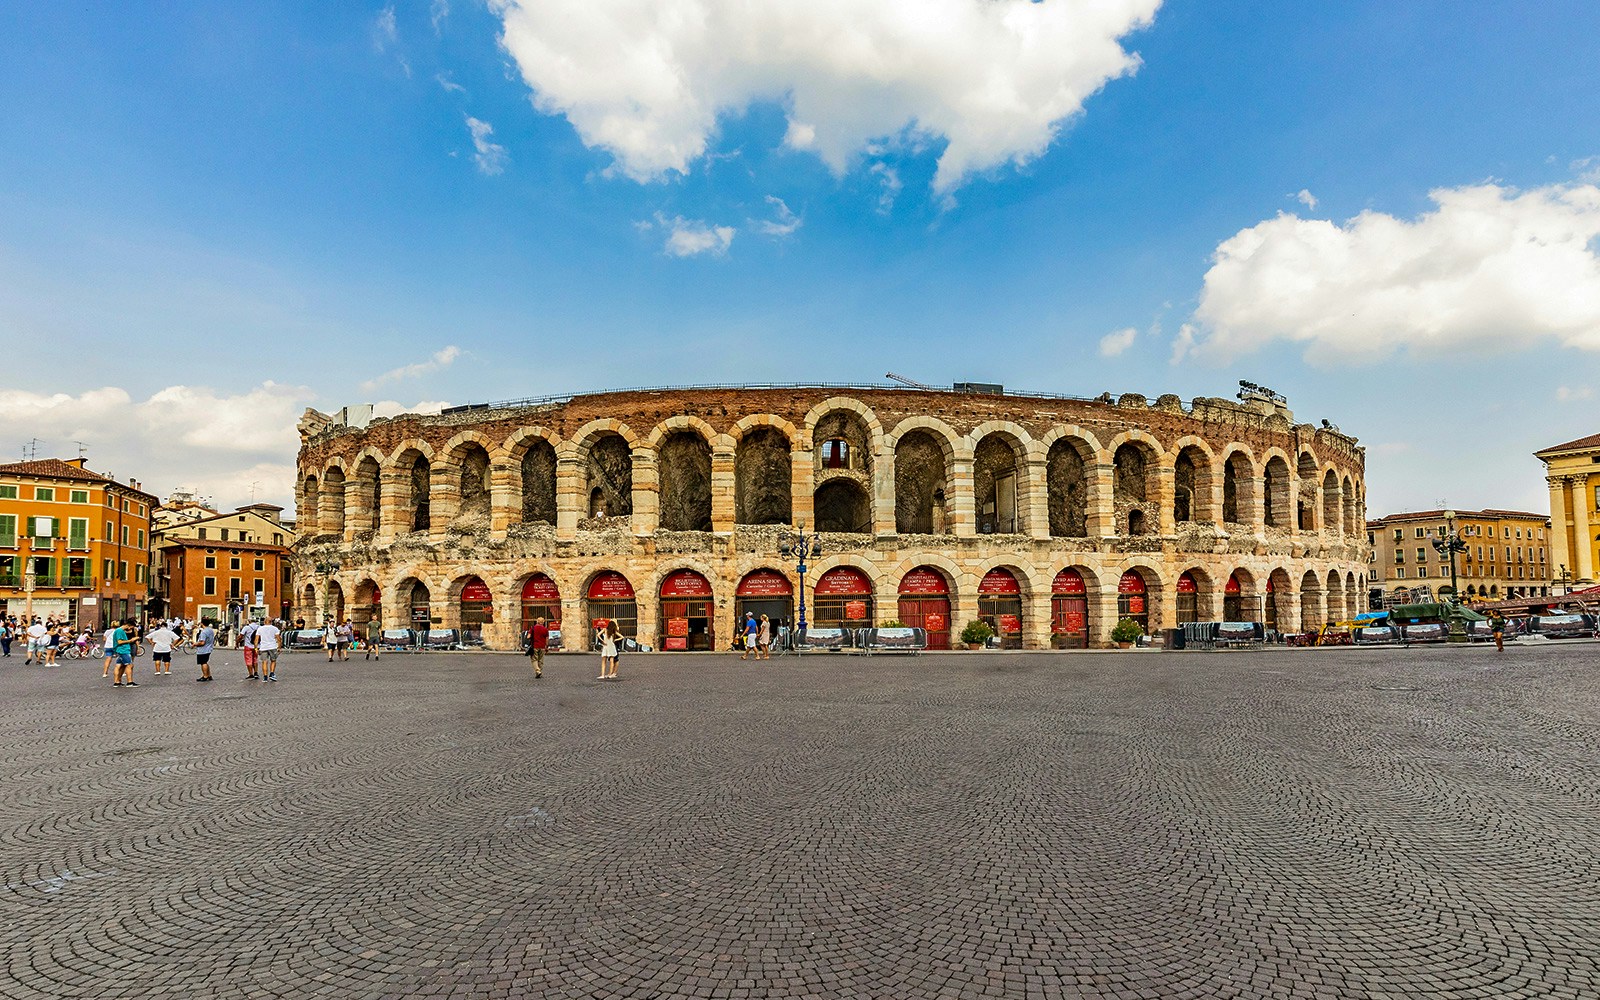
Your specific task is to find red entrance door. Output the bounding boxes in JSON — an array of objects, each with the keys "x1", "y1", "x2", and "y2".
[
  {"x1": 898, "y1": 566, "x2": 951, "y2": 649},
  {"x1": 1051, "y1": 569, "x2": 1088, "y2": 649}
]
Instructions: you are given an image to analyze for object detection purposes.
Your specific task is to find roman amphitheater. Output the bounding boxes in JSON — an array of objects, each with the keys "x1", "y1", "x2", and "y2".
[{"x1": 291, "y1": 385, "x2": 1368, "y2": 650}]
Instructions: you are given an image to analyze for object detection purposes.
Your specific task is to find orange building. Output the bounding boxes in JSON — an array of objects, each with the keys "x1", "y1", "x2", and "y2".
[
  {"x1": 151, "y1": 503, "x2": 295, "y2": 628},
  {"x1": 0, "y1": 458, "x2": 157, "y2": 627}
]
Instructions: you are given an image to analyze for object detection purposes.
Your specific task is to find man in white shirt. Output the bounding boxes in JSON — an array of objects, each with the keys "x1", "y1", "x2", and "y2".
[
  {"x1": 24, "y1": 619, "x2": 47, "y2": 664},
  {"x1": 253, "y1": 620, "x2": 282, "y2": 682},
  {"x1": 239, "y1": 620, "x2": 260, "y2": 679},
  {"x1": 146, "y1": 623, "x2": 179, "y2": 676}
]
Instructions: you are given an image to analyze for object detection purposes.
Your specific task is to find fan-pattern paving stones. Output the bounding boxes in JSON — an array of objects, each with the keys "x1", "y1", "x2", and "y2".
[{"x1": 2, "y1": 644, "x2": 1598, "y2": 999}]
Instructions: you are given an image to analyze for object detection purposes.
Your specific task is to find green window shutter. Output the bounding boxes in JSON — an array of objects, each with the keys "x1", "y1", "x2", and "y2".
[
  {"x1": 53, "y1": 517, "x2": 60, "y2": 538},
  {"x1": 69, "y1": 519, "x2": 88, "y2": 548},
  {"x1": 0, "y1": 515, "x2": 14, "y2": 546}
]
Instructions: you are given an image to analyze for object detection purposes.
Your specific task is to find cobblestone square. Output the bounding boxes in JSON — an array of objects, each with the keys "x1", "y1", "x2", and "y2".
[{"x1": 2, "y1": 644, "x2": 1597, "y2": 999}]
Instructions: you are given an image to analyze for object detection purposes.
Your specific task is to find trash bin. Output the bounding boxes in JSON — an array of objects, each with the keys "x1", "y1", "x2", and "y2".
[{"x1": 1165, "y1": 627, "x2": 1185, "y2": 650}]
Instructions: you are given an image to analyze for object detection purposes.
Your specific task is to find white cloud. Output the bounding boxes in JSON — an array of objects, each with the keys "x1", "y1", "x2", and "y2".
[
  {"x1": 646, "y1": 215, "x2": 736, "y2": 257},
  {"x1": 752, "y1": 196, "x2": 801, "y2": 238},
  {"x1": 1179, "y1": 180, "x2": 1600, "y2": 365},
  {"x1": 360, "y1": 345, "x2": 462, "y2": 392},
  {"x1": 869, "y1": 162, "x2": 903, "y2": 214},
  {"x1": 372, "y1": 5, "x2": 398, "y2": 50},
  {"x1": 1573, "y1": 156, "x2": 1600, "y2": 184},
  {"x1": 1557, "y1": 385, "x2": 1594, "y2": 402},
  {"x1": 1098, "y1": 326, "x2": 1137, "y2": 357},
  {"x1": 490, "y1": 0, "x2": 1160, "y2": 196},
  {"x1": 0, "y1": 383, "x2": 316, "y2": 510},
  {"x1": 435, "y1": 72, "x2": 465, "y2": 94},
  {"x1": 430, "y1": 0, "x2": 450, "y2": 34},
  {"x1": 1294, "y1": 188, "x2": 1318, "y2": 210},
  {"x1": 372, "y1": 400, "x2": 450, "y2": 418},
  {"x1": 465, "y1": 117, "x2": 509, "y2": 175}
]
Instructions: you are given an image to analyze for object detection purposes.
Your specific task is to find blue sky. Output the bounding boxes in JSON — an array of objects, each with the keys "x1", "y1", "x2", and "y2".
[{"x1": 2, "y1": 1, "x2": 1598, "y2": 516}]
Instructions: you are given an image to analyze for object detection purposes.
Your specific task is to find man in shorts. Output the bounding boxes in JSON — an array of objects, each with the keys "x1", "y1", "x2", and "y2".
[
  {"x1": 146, "y1": 620, "x2": 179, "y2": 676},
  {"x1": 111, "y1": 620, "x2": 139, "y2": 687},
  {"x1": 24, "y1": 618, "x2": 47, "y2": 664},
  {"x1": 101, "y1": 622, "x2": 118, "y2": 680},
  {"x1": 364, "y1": 617, "x2": 382, "y2": 660},
  {"x1": 254, "y1": 618, "x2": 281, "y2": 682},
  {"x1": 335, "y1": 619, "x2": 353, "y2": 661},
  {"x1": 239, "y1": 620, "x2": 259, "y2": 679},
  {"x1": 192, "y1": 622, "x2": 216, "y2": 682},
  {"x1": 526, "y1": 616, "x2": 549, "y2": 680}
]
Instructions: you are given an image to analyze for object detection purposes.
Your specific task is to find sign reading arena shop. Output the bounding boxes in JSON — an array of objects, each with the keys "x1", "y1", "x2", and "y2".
[{"x1": 735, "y1": 569, "x2": 793, "y2": 597}]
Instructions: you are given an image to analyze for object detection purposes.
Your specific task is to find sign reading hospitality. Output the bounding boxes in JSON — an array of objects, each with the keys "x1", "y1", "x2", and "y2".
[
  {"x1": 660, "y1": 570, "x2": 713, "y2": 598},
  {"x1": 815, "y1": 567, "x2": 872, "y2": 596},
  {"x1": 1052, "y1": 569, "x2": 1086, "y2": 595},
  {"x1": 461, "y1": 580, "x2": 492, "y2": 602},
  {"x1": 587, "y1": 572, "x2": 635, "y2": 600},
  {"x1": 978, "y1": 569, "x2": 1021, "y2": 595},
  {"x1": 522, "y1": 575, "x2": 560, "y2": 601},
  {"x1": 898, "y1": 568, "x2": 949, "y2": 594},
  {"x1": 735, "y1": 569, "x2": 793, "y2": 597}
]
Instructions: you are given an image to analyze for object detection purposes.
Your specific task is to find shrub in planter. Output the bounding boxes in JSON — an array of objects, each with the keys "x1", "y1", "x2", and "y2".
[
  {"x1": 960, "y1": 620, "x2": 995, "y2": 648},
  {"x1": 879, "y1": 619, "x2": 907, "y2": 629},
  {"x1": 1110, "y1": 618, "x2": 1144, "y2": 646}
]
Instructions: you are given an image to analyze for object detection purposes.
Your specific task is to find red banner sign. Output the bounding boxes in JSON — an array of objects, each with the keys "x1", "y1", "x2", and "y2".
[
  {"x1": 736, "y1": 569, "x2": 793, "y2": 597},
  {"x1": 660, "y1": 570, "x2": 713, "y2": 598},
  {"x1": 1052, "y1": 569, "x2": 1086, "y2": 595},
  {"x1": 816, "y1": 567, "x2": 872, "y2": 596},
  {"x1": 1225, "y1": 574, "x2": 1242, "y2": 595},
  {"x1": 1126, "y1": 595, "x2": 1146, "y2": 615},
  {"x1": 1056, "y1": 610, "x2": 1087, "y2": 634},
  {"x1": 978, "y1": 569, "x2": 1021, "y2": 595},
  {"x1": 997, "y1": 614, "x2": 1020, "y2": 632},
  {"x1": 923, "y1": 612, "x2": 947, "y2": 633},
  {"x1": 899, "y1": 568, "x2": 949, "y2": 595},
  {"x1": 1176, "y1": 573, "x2": 1197, "y2": 594},
  {"x1": 1118, "y1": 571, "x2": 1147, "y2": 595},
  {"x1": 587, "y1": 572, "x2": 635, "y2": 600},
  {"x1": 844, "y1": 600, "x2": 868, "y2": 620},
  {"x1": 522, "y1": 574, "x2": 560, "y2": 601},
  {"x1": 666, "y1": 616, "x2": 689, "y2": 637},
  {"x1": 461, "y1": 579, "x2": 492, "y2": 602},
  {"x1": 663, "y1": 636, "x2": 687, "y2": 650}
]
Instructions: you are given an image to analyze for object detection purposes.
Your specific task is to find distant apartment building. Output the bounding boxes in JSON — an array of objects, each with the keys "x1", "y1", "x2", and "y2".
[
  {"x1": 1366, "y1": 508, "x2": 1551, "y2": 604},
  {"x1": 1537, "y1": 432, "x2": 1600, "y2": 587},
  {"x1": 151, "y1": 502, "x2": 296, "y2": 627},
  {"x1": 0, "y1": 458, "x2": 157, "y2": 626}
]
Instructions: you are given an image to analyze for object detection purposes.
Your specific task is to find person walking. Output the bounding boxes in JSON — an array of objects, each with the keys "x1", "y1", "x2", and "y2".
[
  {"x1": 192, "y1": 622, "x2": 216, "y2": 682},
  {"x1": 596, "y1": 619, "x2": 621, "y2": 680},
  {"x1": 322, "y1": 619, "x2": 338, "y2": 662},
  {"x1": 146, "y1": 621, "x2": 179, "y2": 676},
  {"x1": 101, "y1": 621, "x2": 117, "y2": 679},
  {"x1": 757, "y1": 614, "x2": 772, "y2": 660},
  {"x1": 1490, "y1": 612, "x2": 1506, "y2": 653},
  {"x1": 740, "y1": 612, "x2": 758, "y2": 660},
  {"x1": 0, "y1": 619, "x2": 12, "y2": 657},
  {"x1": 24, "y1": 618, "x2": 47, "y2": 664},
  {"x1": 240, "y1": 620, "x2": 260, "y2": 679},
  {"x1": 525, "y1": 616, "x2": 549, "y2": 680},
  {"x1": 254, "y1": 618, "x2": 281, "y2": 682},
  {"x1": 111, "y1": 620, "x2": 138, "y2": 687},
  {"x1": 335, "y1": 620, "x2": 353, "y2": 661},
  {"x1": 364, "y1": 617, "x2": 382, "y2": 660}
]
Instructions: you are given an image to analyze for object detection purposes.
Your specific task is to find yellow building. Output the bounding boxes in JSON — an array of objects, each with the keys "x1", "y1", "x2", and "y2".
[
  {"x1": 1366, "y1": 508, "x2": 1551, "y2": 604},
  {"x1": 0, "y1": 458, "x2": 157, "y2": 627},
  {"x1": 1537, "y1": 432, "x2": 1600, "y2": 586}
]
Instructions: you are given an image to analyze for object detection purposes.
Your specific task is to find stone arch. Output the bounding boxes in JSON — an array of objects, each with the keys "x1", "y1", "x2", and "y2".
[
  {"x1": 384, "y1": 438, "x2": 435, "y2": 466},
  {"x1": 1266, "y1": 567, "x2": 1294, "y2": 633},
  {"x1": 1262, "y1": 454, "x2": 1291, "y2": 528},
  {"x1": 732, "y1": 413, "x2": 803, "y2": 447},
  {"x1": 300, "y1": 474, "x2": 320, "y2": 536},
  {"x1": 893, "y1": 423, "x2": 957, "y2": 535},
  {"x1": 1111, "y1": 438, "x2": 1159, "y2": 536},
  {"x1": 580, "y1": 432, "x2": 634, "y2": 518},
  {"x1": 972, "y1": 428, "x2": 1028, "y2": 534},
  {"x1": 803, "y1": 396, "x2": 885, "y2": 455},
  {"x1": 394, "y1": 574, "x2": 434, "y2": 628},
  {"x1": 735, "y1": 424, "x2": 792, "y2": 525},
  {"x1": 1172, "y1": 439, "x2": 1217, "y2": 524},
  {"x1": 349, "y1": 449, "x2": 383, "y2": 537},
  {"x1": 1325, "y1": 569, "x2": 1346, "y2": 622},
  {"x1": 967, "y1": 420, "x2": 1041, "y2": 461},
  {"x1": 517, "y1": 437, "x2": 558, "y2": 527},
  {"x1": 1226, "y1": 566, "x2": 1258, "y2": 621},
  {"x1": 321, "y1": 466, "x2": 346, "y2": 536},
  {"x1": 1299, "y1": 569, "x2": 1324, "y2": 631},
  {"x1": 1345, "y1": 570, "x2": 1359, "y2": 618},
  {"x1": 565, "y1": 419, "x2": 642, "y2": 459},
  {"x1": 1321, "y1": 468, "x2": 1342, "y2": 535},
  {"x1": 645, "y1": 414, "x2": 724, "y2": 452},
  {"x1": 395, "y1": 448, "x2": 432, "y2": 532},
  {"x1": 1044, "y1": 434, "x2": 1094, "y2": 538},
  {"x1": 887, "y1": 552, "x2": 967, "y2": 593},
  {"x1": 814, "y1": 479, "x2": 871, "y2": 533},
  {"x1": 1176, "y1": 565, "x2": 1215, "y2": 623},
  {"x1": 1114, "y1": 564, "x2": 1164, "y2": 630},
  {"x1": 451, "y1": 440, "x2": 494, "y2": 530},
  {"x1": 1220, "y1": 447, "x2": 1256, "y2": 525},
  {"x1": 439, "y1": 430, "x2": 503, "y2": 465},
  {"x1": 657, "y1": 428, "x2": 713, "y2": 531},
  {"x1": 1341, "y1": 475, "x2": 1357, "y2": 534},
  {"x1": 1296, "y1": 452, "x2": 1320, "y2": 531}
]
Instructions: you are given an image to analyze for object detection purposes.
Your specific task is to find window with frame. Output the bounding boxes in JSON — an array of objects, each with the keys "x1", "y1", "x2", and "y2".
[
  {"x1": 221, "y1": 529, "x2": 229, "y2": 541},
  {"x1": 0, "y1": 485, "x2": 16, "y2": 499},
  {"x1": 230, "y1": 557, "x2": 241, "y2": 571},
  {"x1": 29, "y1": 516, "x2": 58, "y2": 539},
  {"x1": 1414, "y1": 527, "x2": 1425, "y2": 538},
  {"x1": 118, "y1": 561, "x2": 127, "y2": 581},
  {"x1": 35, "y1": 487, "x2": 55, "y2": 501},
  {"x1": 204, "y1": 577, "x2": 216, "y2": 595},
  {"x1": 69, "y1": 490, "x2": 88, "y2": 504},
  {"x1": 1394, "y1": 549, "x2": 1405, "y2": 564},
  {"x1": 229, "y1": 578, "x2": 241, "y2": 598},
  {"x1": 0, "y1": 514, "x2": 14, "y2": 547},
  {"x1": 120, "y1": 526, "x2": 129, "y2": 545},
  {"x1": 1396, "y1": 568, "x2": 1406, "y2": 578},
  {"x1": 68, "y1": 518, "x2": 88, "y2": 549},
  {"x1": 198, "y1": 527, "x2": 207, "y2": 539},
  {"x1": 254, "y1": 558, "x2": 264, "y2": 571},
  {"x1": 204, "y1": 555, "x2": 216, "y2": 569},
  {"x1": 253, "y1": 577, "x2": 264, "y2": 595},
  {"x1": 136, "y1": 529, "x2": 145, "y2": 548},
  {"x1": 1416, "y1": 547, "x2": 1427, "y2": 562},
  {"x1": 1392, "y1": 528, "x2": 1402, "y2": 541}
]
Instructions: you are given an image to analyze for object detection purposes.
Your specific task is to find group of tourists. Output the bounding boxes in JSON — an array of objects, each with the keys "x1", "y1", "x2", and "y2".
[{"x1": 1, "y1": 615, "x2": 96, "y2": 663}]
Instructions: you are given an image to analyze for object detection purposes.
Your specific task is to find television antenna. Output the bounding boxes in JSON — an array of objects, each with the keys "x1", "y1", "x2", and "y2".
[
  {"x1": 248, "y1": 481, "x2": 262, "y2": 502},
  {"x1": 22, "y1": 438, "x2": 43, "y2": 461},
  {"x1": 73, "y1": 440, "x2": 89, "y2": 460}
]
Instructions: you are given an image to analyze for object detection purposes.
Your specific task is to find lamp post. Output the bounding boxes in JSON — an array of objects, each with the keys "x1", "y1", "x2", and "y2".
[
  {"x1": 778, "y1": 521, "x2": 823, "y2": 641},
  {"x1": 1431, "y1": 510, "x2": 1466, "y2": 602}
]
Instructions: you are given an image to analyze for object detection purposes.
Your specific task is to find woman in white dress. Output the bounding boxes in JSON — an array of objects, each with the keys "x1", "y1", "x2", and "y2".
[{"x1": 596, "y1": 619, "x2": 618, "y2": 680}]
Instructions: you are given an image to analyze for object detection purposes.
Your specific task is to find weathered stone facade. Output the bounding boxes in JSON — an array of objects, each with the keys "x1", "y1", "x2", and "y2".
[{"x1": 292, "y1": 387, "x2": 1369, "y2": 649}]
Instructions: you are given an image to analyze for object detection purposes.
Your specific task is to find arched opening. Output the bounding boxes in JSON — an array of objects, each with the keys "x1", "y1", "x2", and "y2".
[
  {"x1": 898, "y1": 566, "x2": 952, "y2": 649},
  {"x1": 1265, "y1": 571, "x2": 1289, "y2": 633},
  {"x1": 519, "y1": 440, "x2": 557, "y2": 526},
  {"x1": 519, "y1": 574, "x2": 562, "y2": 644},
  {"x1": 1489, "y1": 585, "x2": 1499, "y2": 598},
  {"x1": 1046, "y1": 438, "x2": 1090, "y2": 538},
  {"x1": 454, "y1": 444, "x2": 492, "y2": 529},
  {"x1": 1173, "y1": 446, "x2": 1213, "y2": 524},
  {"x1": 1222, "y1": 451, "x2": 1254, "y2": 525},
  {"x1": 1263, "y1": 456, "x2": 1290, "y2": 528},
  {"x1": 894, "y1": 430, "x2": 949, "y2": 535},
  {"x1": 403, "y1": 579, "x2": 432, "y2": 629},
  {"x1": 457, "y1": 576, "x2": 492, "y2": 644},
  {"x1": 585, "y1": 571, "x2": 637, "y2": 642},
  {"x1": 814, "y1": 479, "x2": 871, "y2": 533},
  {"x1": 1297, "y1": 454, "x2": 1319, "y2": 531},
  {"x1": 1299, "y1": 570, "x2": 1323, "y2": 632},
  {"x1": 1224, "y1": 571, "x2": 1246, "y2": 621},
  {"x1": 1325, "y1": 570, "x2": 1346, "y2": 624},
  {"x1": 813, "y1": 410, "x2": 872, "y2": 473},
  {"x1": 812, "y1": 567, "x2": 874, "y2": 631},
  {"x1": 658, "y1": 431, "x2": 712, "y2": 532},
  {"x1": 353, "y1": 457, "x2": 381, "y2": 535},
  {"x1": 659, "y1": 569, "x2": 714, "y2": 650},
  {"x1": 1051, "y1": 569, "x2": 1090, "y2": 649},
  {"x1": 584, "y1": 434, "x2": 633, "y2": 519},
  {"x1": 977, "y1": 568, "x2": 1023, "y2": 648},
  {"x1": 735, "y1": 427, "x2": 792, "y2": 525},
  {"x1": 1117, "y1": 570, "x2": 1151, "y2": 634},
  {"x1": 735, "y1": 569, "x2": 794, "y2": 642},
  {"x1": 1345, "y1": 571, "x2": 1359, "y2": 619},
  {"x1": 302, "y1": 476, "x2": 320, "y2": 535},
  {"x1": 1176, "y1": 571, "x2": 1200, "y2": 624},
  {"x1": 1322, "y1": 469, "x2": 1342, "y2": 535},
  {"x1": 322, "y1": 468, "x2": 346, "y2": 536},
  {"x1": 973, "y1": 434, "x2": 1023, "y2": 534},
  {"x1": 326, "y1": 580, "x2": 345, "y2": 623},
  {"x1": 408, "y1": 454, "x2": 432, "y2": 532},
  {"x1": 354, "y1": 579, "x2": 381, "y2": 629},
  {"x1": 1113, "y1": 442, "x2": 1157, "y2": 537},
  {"x1": 1342, "y1": 476, "x2": 1356, "y2": 532},
  {"x1": 301, "y1": 584, "x2": 315, "y2": 622}
]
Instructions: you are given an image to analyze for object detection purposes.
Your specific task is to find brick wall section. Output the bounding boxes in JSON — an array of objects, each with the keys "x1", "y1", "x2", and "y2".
[{"x1": 293, "y1": 388, "x2": 1368, "y2": 649}]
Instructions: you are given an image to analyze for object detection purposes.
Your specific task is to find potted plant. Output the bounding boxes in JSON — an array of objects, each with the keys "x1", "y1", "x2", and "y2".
[
  {"x1": 1110, "y1": 617, "x2": 1143, "y2": 649},
  {"x1": 960, "y1": 619, "x2": 995, "y2": 650},
  {"x1": 880, "y1": 619, "x2": 907, "y2": 628}
]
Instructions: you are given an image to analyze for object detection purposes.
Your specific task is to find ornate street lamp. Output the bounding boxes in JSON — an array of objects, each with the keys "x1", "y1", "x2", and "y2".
[
  {"x1": 1431, "y1": 510, "x2": 1467, "y2": 603},
  {"x1": 777, "y1": 521, "x2": 823, "y2": 641}
]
